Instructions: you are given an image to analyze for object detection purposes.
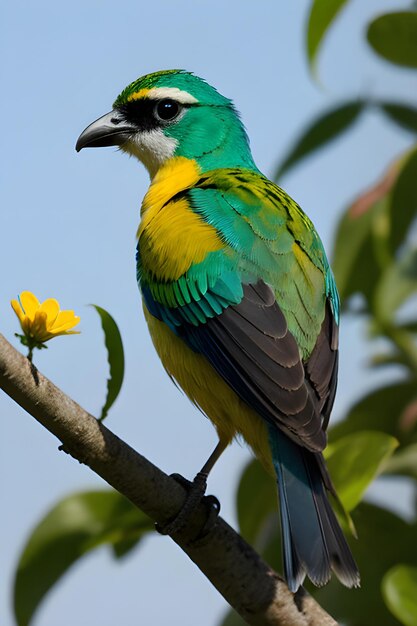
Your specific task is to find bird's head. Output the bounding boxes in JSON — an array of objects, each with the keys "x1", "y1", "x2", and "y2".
[{"x1": 76, "y1": 69, "x2": 255, "y2": 177}]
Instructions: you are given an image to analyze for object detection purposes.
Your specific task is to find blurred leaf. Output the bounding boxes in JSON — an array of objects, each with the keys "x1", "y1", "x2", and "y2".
[
  {"x1": 381, "y1": 102, "x2": 417, "y2": 134},
  {"x1": 111, "y1": 534, "x2": 145, "y2": 559},
  {"x1": 367, "y1": 12, "x2": 417, "y2": 69},
  {"x1": 330, "y1": 381, "x2": 417, "y2": 444},
  {"x1": 314, "y1": 503, "x2": 417, "y2": 625},
  {"x1": 306, "y1": 0, "x2": 350, "y2": 74},
  {"x1": 399, "y1": 397, "x2": 417, "y2": 434},
  {"x1": 92, "y1": 305, "x2": 125, "y2": 421},
  {"x1": 383, "y1": 443, "x2": 417, "y2": 480},
  {"x1": 398, "y1": 320, "x2": 417, "y2": 334},
  {"x1": 218, "y1": 609, "x2": 247, "y2": 626},
  {"x1": 324, "y1": 431, "x2": 398, "y2": 511},
  {"x1": 236, "y1": 459, "x2": 283, "y2": 585},
  {"x1": 370, "y1": 351, "x2": 409, "y2": 370},
  {"x1": 332, "y1": 193, "x2": 386, "y2": 307},
  {"x1": 331, "y1": 152, "x2": 416, "y2": 305},
  {"x1": 14, "y1": 490, "x2": 153, "y2": 626},
  {"x1": 382, "y1": 565, "x2": 417, "y2": 626},
  {"x1": 236, "y1": 458, "x2": 276, "y2": 547},
  {"x1": 389, "y1": 146, "x2": 417, "y2": 254},
  {"x1": 373, "y1": 248, "x2": 417, "y2": 322},
  {"x1": 274, "y1": 101, "x2": 364, "y2": 180}
]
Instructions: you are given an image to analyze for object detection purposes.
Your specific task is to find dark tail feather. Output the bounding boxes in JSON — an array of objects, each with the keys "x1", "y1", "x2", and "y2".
[{"x1": 268, "y1": 425, "x2": 360, "y2": 592}]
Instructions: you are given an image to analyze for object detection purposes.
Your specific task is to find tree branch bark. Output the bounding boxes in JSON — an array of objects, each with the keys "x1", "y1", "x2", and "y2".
[{"x1": 0, "y1": 332, "x2": 337, "y2": 626}]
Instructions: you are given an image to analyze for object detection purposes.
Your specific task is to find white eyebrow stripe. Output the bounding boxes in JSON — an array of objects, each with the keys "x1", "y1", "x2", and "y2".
[{"x1": 147, "y1": 87, "x2": 199, "y2": 104}]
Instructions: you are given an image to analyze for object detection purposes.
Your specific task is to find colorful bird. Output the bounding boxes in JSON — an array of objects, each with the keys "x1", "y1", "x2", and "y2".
[{"x1": 76, "y1": 69, "x2": 360, "y2": 591}]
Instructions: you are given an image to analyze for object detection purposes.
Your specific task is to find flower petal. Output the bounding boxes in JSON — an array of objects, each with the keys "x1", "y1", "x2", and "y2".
[
  {"x1": 31, "y1": 311, "x2": 51, "y2": 342},
  {"x1": 51, "y1": 329, "x2": 81, "y2": 337},
  {"x1": 39, "y1": 299, "x2": 60, "y2": 329},
  {"x1": 50, "y1": 311, "x2": 80, "y2": 333},
  {"x1": 21, "y1": 317, "x2": 33, "y2": 336},
  {"x1": 11, "y1": 299, "x2": 25, "y2": 324},
  {"x1": 19, "y1": 292, "x2": 41, "y2": 320}
]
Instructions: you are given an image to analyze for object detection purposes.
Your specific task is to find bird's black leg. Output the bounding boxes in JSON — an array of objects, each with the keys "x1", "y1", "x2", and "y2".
[{"x1": 156, "y1": 439, "x2": 227, "y2": 536}]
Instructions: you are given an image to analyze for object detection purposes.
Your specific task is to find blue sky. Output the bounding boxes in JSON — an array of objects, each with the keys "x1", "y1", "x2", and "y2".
[{"x1": 1, "y1": 1, "x2": 416, "y2": 625}]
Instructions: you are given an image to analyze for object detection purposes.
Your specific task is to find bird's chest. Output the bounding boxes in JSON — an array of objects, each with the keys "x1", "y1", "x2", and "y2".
[
  {"x1": 137, "y1": 195, "x2": 224, "y2": 284},
  {"x1": 136, "y1": 157, "x2": 225, "y2": 285},
  {"x1": 143, "y1": 303, "x2": 273, "y2": 472}
]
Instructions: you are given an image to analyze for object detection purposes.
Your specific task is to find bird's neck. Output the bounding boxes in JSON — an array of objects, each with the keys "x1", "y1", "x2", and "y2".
[
  {"x1": 149, "y1": 106, "x2": 259, "y2": 179},
  {"x1": 178, "y1": 113, "x2": 259, "y2": 173},
  {"x1": 139, "y1": 157, "x2": 201, "y2": 222}
]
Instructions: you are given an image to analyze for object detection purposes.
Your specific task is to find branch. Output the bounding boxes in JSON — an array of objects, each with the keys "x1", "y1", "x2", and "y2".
[{"x1": 0, "y1": 333, "x2": 337, "y2": 626}]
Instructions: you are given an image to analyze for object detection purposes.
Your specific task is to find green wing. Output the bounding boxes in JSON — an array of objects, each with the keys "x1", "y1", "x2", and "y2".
[{"x1": 189, "y1": 169, "x2": 338, "y2": 358}]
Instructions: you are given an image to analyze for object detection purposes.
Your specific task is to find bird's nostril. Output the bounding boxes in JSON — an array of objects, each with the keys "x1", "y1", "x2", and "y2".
[{"x1": 111, "y1": 117, "x2": 121, "y2": 125}]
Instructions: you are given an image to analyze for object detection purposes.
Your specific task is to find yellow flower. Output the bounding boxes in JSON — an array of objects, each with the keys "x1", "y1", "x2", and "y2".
[{"x1": 11, "y1": 291, "x2": 80, "y2": 360}]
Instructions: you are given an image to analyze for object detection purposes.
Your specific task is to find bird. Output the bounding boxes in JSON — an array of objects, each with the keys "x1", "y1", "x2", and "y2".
[{"x1": 76, "y1": 69, "x2": 360, "y2": 592}]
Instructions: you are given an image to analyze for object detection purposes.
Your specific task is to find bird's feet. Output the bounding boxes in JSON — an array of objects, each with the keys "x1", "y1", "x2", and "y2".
[{"x1": 155, "y1": 472, "x2": 220, "y2": 537}]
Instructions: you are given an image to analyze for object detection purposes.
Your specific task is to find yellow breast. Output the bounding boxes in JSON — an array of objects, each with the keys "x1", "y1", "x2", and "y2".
[
  {"x1": 138, "y1": 157, "x2": 225, "y2": 282},
  {"x1": 144, "y1": 305, "x2": 274, "y2": 475}
]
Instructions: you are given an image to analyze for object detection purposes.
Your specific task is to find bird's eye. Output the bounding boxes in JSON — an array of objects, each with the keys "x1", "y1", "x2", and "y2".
[{"x1": 155, "y1": 99, "x2": 181, "y2": 121}]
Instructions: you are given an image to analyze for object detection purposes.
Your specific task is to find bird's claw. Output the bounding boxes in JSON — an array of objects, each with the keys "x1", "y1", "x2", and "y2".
[{"x1": 155, "y1": 472, "x2": 220, "y2": 538}]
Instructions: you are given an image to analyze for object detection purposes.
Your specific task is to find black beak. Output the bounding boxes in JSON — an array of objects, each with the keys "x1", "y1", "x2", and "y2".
[{"x1": 76, "y1": 109, "x2": 136, "y2": 152}]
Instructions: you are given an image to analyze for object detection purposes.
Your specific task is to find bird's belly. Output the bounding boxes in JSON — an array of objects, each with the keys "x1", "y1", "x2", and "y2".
[{"x1": 143, "y1": 304, "x2": 273, "y2": 474}]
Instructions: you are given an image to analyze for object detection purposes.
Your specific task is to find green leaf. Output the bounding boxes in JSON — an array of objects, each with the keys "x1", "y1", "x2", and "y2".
[
  {"x1": 324, "y1": 431, "x2": 398, "y2": 511},
  {"x1": 367, "y1": 11, "x2": 417, "y2": 68},
  {"x1": 382, "y1": 565, "x2": 417, "y2": 626},
  {"x1": 398, "y1": 320, "x2": 417, "y2": 334},
  {"x1": 330, "y1": 381, "x2": 417, "y2": 444},
  {"x1": 306, "y1": 0, "x2": 350, "y2": 74},
  {"x1": 331, "y1": 152, "x2": 416, "y2": 306},
  {"x1": 235, "y1": 458, "x2": 282, "y2": 577},
  {"x1": 383, "y1": 443, "x2": 417, "y2": 481},
  {"x1": 314, "y1": 503, "x2": 417, "y2": 626},
  {"x1": 370, "y1": 351, "x2": 409, "y2": 370},
  {"x1": 388, "y1": 146, "x2": 417, "y2": 254},
  {"x1": 331, "y1": 190, "x2": 386, "y2": 306},
  {"x1": 333, "y1": 148, "x2": 417, "y2": 307},
  {"x1": 274, "y1": 101, "x2": 364, "y2": 180},
  {"x1": 236, "y1": 459, "x2": 277, "y2": 549},
  {"x1": 381, "y1": 102, "x2": 417, "y2": 134},
  {"x1": 13, "y1": 490, "x2": 153, "y2": 626},
  {"x1": 92, "y1": 305, "x2": 125, "y2": 421},
  {"x1": 218, "y1": 609, "x2": 247, "y2": 626},
  {"x1": 373, "y1": 248, "x2": 417, "y2": 323}
]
